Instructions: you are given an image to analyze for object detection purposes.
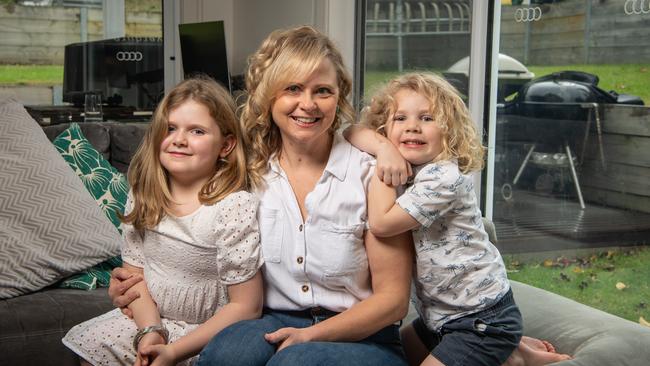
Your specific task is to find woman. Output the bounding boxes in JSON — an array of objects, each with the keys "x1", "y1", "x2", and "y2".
[{"x1": 111, "y1": 25, "x2": 413, "y2": 366}]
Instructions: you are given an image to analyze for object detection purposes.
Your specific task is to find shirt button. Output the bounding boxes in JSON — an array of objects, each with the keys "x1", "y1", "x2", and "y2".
[
  {"x1": 299, "y1": 224, "x2": 303, "y2": 232},
  {"x1": 297, "y1": 256, "x2": 304, "y2": 264},
  {"x1": 301, "y1": 285, "x2": 309, "y2": 292}
]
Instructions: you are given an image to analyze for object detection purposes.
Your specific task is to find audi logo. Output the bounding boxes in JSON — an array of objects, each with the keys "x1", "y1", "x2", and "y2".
[
  {"x1": 116, "y1": 51, "x2": 143, "y2": 61},
  {"x1": 624, "y1": 0, "x2": 650, "y2": 15},
  {"x1": 515, "y1": 7, "x2": 542, "y2": 22}
]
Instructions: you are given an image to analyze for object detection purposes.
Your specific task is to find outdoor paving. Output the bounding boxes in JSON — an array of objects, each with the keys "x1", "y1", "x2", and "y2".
[{"x1": 492, "y1": 189, "x2": 650, "y2": 254}]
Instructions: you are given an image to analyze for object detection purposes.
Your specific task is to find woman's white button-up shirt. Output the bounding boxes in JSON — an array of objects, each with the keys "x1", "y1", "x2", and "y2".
[{"x1": 257, "y1": 134, "x2": 375, "y2": 312}]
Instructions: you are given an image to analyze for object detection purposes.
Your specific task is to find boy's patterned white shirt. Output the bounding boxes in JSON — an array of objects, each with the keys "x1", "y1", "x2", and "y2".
[{"x1": 396, "y1": 160, "x2": 510, "y2": 331}]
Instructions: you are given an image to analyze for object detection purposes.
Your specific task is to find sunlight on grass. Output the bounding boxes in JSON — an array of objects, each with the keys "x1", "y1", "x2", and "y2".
[
  {"x1": 0, "y1": 65, "x2": 63, "y2": 85},
  {"x1": 505, "y1": 247, "x2": 650, "y2": 323}
]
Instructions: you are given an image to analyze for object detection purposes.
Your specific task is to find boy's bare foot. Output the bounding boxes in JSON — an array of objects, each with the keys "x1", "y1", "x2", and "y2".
[
  {"x1": 503, "y1": 337, "x2": 572, "y2": 366},
  {"x1": 521, "y1": 336, "x2": 556, "y2": 353}
]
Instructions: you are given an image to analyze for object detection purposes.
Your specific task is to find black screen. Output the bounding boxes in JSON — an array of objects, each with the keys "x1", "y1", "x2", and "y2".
[
  {"x1": 62, "y1": 37, "x2": 164, "y2": 110},
  {"x1": 178, "y1": 20, "x2": 231, "y2": 92}
]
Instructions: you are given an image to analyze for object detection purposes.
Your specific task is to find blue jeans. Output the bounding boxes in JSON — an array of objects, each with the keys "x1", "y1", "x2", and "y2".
[{"x1": 196, "y1": 308, "x2": 407, "y2": 366}]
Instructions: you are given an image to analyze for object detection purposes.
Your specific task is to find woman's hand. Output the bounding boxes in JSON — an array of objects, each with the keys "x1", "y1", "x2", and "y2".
[
  {"x1": 375, "y1": 141, "x2": 412, "y2": 187},
  {"x1": 108, "y1": 267, "x2": 143, "y2": 317},
  {"x1": 134, "y1": 332, "x2": 166, "y2": 366},
  {"x1": 264, "y1": 327, "x2": 313, "y2": 352}
]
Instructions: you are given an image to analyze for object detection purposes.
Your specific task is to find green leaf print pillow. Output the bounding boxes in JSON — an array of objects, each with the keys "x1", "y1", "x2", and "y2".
[{"x1": 52, "y1": 123, "x2": 128, "y2": 290}]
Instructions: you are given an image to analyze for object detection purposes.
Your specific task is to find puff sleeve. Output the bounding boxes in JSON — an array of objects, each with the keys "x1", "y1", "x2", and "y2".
[
  {"x1": 215, "y1": 191, "x2": 262, "y2": 285},
  {"x1": 120, "y1": 191, "x2": 145, "y2": 268}
]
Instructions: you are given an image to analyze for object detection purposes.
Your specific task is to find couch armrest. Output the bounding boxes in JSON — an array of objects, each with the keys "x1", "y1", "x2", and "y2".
[{"x1": 511, "y1": 280, "x2": 650, "y2": 366}]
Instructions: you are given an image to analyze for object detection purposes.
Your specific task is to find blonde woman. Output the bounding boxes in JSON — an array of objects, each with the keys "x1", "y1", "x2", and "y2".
[
  {"x1": 64, "y1": 77, "x2": 263, "y2": 366},
  {"x1": 194, "y1": 26, "x2": 413, "y2": 365}
]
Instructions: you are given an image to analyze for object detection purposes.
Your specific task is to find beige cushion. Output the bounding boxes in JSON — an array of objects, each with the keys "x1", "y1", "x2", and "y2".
[
  {"x1": 511, "y1": 280, "x2": 650, "y2": 366},
  {"x1": 0, "y1": 98, "x2": 122, "y2": 299}
]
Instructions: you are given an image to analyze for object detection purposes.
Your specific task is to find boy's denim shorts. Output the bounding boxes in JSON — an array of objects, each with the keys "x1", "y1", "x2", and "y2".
[{"x1": 412, "y1": 289, "x2": 523, "y2": 366}]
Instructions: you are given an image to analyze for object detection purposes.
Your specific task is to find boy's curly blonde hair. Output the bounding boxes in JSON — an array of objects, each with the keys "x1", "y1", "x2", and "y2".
[
  {"x1": 361, "y1": 72, "x2": 485, "y2": 173},
  {"x1": 240, "y1": 25, "x2": 355, "y2": 189}
]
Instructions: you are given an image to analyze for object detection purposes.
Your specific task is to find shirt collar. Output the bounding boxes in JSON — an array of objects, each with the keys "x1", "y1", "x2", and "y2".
[{"x1": 266, "y1": 133, "x2": 350, "y2": 181}]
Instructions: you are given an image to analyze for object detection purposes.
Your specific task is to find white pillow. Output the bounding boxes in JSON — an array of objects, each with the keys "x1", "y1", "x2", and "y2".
[{"x1": 0, "y1": 98, "x2": 122, "y2": 299}]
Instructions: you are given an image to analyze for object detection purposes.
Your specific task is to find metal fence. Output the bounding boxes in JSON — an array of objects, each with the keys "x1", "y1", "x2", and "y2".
[{"x1": 366, "y1": 0, "x2": 472, "y2": 71}]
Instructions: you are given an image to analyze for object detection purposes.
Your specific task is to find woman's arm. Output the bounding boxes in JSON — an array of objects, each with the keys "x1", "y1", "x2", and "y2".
[
  {"x1": 121, "y1": 263, "x2": 166, "y2": 366},
  {"x1": 265, "y1": 230, "x2": 413, "y2": 350},
  {"x1": 138, "y1": 272, "x2": 264, "y2": 365},
  {"x1": 368, "y1": 174, "x2": 420, "y2": 237},
  {"x1": 108, "y1": 267, "x2": 143, "y2": 317},
  {"x1": 122, "y1": 263, "x2": 160, "y2": 329},
  {"x1": 343, "y1": 125, "x2": 412, "y2": 186}
]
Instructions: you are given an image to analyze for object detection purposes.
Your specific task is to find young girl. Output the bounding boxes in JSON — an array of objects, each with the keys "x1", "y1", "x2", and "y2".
[
  {"x1": 62, "y1": 77, "x2": 263, "y2": 366},
  {"x1": 345, "y1": 72, "x2": 522, "y2": 366}
]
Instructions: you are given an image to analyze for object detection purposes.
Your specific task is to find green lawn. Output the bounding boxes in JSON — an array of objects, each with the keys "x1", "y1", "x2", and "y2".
[
  {"x1": 0, "y1": 65, "x2": 63, "y2": 85},
  {"x1": 365, "y1": 64, "x2": 650, "y2": 105},
  {"x1": 505, "y1": 247, "x2": 650, "y2": 323},
  {"x1": 527, "y1": 64, "x2": 650, "y2": 105}
]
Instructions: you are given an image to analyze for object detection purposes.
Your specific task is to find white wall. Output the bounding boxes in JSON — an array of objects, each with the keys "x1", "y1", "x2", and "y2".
[{"x1": 164, "y1": 0, "x2": 355, "y2": 87}]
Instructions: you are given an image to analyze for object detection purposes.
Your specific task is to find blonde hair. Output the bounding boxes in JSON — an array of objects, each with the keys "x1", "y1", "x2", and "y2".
[
  {"x1": 361, "y1": 72, "x2": 485, "y2": 173},
  {"x1": 123, "y1": 76, "x2": 248, "y2": 231},
  {"x1": 241, "y1": 25, "x2": 354, "y2": 189}
]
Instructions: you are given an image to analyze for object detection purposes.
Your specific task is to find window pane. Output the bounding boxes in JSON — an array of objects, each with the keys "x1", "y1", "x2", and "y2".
[
  {"x1": 494, "y1": 0, "x2": 650, "y2": 255},
  {"x1": 363, "y1": 0, "x2": 473, "y2": 101},
  {"x1": 0, "y1": 0, "x2": 163, "y2": 122}
]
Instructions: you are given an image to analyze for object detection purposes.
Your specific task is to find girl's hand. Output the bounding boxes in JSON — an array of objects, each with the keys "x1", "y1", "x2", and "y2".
[
  {"x1": 135, "y1": 332, "x2": 166, "y2": 366},
  {"x1": 264, "y1": 327, "x2": 312, "y2": 352},
  {"x1": 139, "y1": 344, "x2": 178, "y2": 366},
  {"x1": 375, "y1": 142, "x2": 412, "y2": 187}
]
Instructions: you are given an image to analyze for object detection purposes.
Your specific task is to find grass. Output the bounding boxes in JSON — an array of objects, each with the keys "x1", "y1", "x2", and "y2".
[
  {"x1": 365, "y1": 64, "x2": 650, "y2": 104},
  {"x1": 505, "y1": 246, "x2": 650, "y2": 323},
  {"x1": 0, "y1": 65, "x2": 63, "y2": 85},
  {"x1": 527, "y1": 64, "x2": 650, "y2": 105}
]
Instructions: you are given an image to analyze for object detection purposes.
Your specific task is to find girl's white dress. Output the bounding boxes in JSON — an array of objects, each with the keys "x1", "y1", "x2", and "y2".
[{"x1": 62, "y1": 191, "x2": 261, "y2": 366}]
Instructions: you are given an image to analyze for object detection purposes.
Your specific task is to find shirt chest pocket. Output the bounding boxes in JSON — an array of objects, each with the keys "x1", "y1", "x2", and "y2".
[
  {"x1": 258, "y1": 207, "x2": 283, "y2": 263},
  {"x1": 318, "y1": 222, "x2": 368, "y2": 277}
]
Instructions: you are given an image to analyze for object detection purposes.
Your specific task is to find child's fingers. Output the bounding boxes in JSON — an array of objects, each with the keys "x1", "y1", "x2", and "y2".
[
  {"x1": 140, "y1": 344, "x2": 163, "y2": 358},
  {"x1": 376, "y1": 167, "x2": 386, "y2": 183}
]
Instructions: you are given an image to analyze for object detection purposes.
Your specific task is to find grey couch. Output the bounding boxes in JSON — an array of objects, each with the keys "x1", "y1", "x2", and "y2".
[
  {"x1": 2, "y1": 122, "x2": 650, "y2": 366},
  {"x1": 0, "y1": 121, "x2": 146, "y2": 366},
  {"x1": 41, "y1": 121, "x2": 148, "y2": 174}
]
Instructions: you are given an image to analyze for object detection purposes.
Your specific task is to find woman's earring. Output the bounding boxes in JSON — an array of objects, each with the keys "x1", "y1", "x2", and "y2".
[{"x1": 218, "y1": 157, "x2": 228, "y2": 165}]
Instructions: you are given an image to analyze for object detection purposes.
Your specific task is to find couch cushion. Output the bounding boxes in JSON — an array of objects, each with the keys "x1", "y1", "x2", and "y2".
[
  {"x1": 52, "y1": 123, "x2": 127, "y2": 290},
  {"x1": 0, "y1": 98, "x2": 122, "y2": 299},
  {"x1": 42, "y1": 122, "x2": 111, "y2": 162},
  {"x1": 0, "y1": 287, "x2": 113, "y2": 366},
  {"x1": 511, "y1": 280, "x2": 650, "y2": 366},
  {"x1": 109, "y1": 122, "x2": 148, "y2": 173},
  {"x1": 52, "y1": 122, "x2": 128, "y2": 230}
]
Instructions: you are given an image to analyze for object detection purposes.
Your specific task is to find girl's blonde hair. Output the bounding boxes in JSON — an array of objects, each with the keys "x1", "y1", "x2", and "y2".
[
  {"x1": 362, "y1": 72, "x2": 485, "y2": 173},
  {"x1": 123, "y1": 76, "x2": 248, "y2": 231},
  {"x1": 241, "y1": 25, "x2": 355, "y2": 189}
]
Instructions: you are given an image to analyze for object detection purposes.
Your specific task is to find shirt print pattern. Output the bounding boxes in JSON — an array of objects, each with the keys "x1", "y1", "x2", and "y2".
[{"x1": 396, "y1": 160, "x2": 510, "y2": 331}]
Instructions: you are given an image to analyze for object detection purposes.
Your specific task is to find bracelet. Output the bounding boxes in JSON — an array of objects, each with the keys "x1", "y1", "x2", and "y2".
[{"x1": 133, "y1": 324, "x2": 169, "y2": 352}]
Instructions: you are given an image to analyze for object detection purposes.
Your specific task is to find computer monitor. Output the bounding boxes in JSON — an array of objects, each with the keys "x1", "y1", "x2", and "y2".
[
  {"x1": 178, "y1": 20, "x2": 231, "y2": 92},
  {"x1": 62, "y1": 37, "x2": 164, "y2": 110}
]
